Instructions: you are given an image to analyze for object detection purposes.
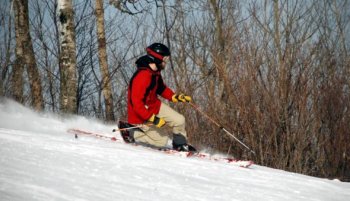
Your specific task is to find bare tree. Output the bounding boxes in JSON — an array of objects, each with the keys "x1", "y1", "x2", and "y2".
[
  {"x1": 30, "y1": 0, "x2": 60, "y2": 111},
  {"x1": 0, "y1": 1, "x2": 13, "y2": 98},
  {"x1": 58, "y1": 0, "x2": 78, "y2": 113},
  {"x1": 209, "y1": 0, "x2": 230, "y2": 104},
  {"x1": 95, "y1": 0, "x2": 115, "y2": 121},
  {"x1": 13, "y1": 0, "x2": 44, "y2": 110},
  {"x1": 12, "y1": 0, "x2": 25, "y2": 103}
]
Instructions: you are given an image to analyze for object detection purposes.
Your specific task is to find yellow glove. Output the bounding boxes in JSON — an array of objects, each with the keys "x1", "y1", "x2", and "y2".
[
  {"x1": 148, "y1": 114, "x2": 166, "y2": 128},
  {"x1": 172, "y1": 93, "x2": 192, "y2": 103}
]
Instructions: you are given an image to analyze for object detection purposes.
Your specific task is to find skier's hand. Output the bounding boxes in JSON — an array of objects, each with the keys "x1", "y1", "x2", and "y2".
[
  {"x1": 148, "y1": 114, "x2": 166, "y2": 128},
  {"x1": 172, "y1": 93, "x2": 192, "y2": 103}
]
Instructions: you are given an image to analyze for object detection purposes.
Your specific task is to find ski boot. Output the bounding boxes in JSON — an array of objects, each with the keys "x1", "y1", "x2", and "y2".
[
  {"x1": 172, "y1": 133, "x2": 197, "y2": 153},
  {"x1": 173, "y1": 143, "x2": 197, "y2": 152},
  {"x1": 118, "y1": 121, "x2": 135, "y2": 143}
]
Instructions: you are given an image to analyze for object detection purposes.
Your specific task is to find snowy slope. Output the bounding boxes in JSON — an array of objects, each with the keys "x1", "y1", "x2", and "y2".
[{"x1": 0, "y1": 99, "x2": 349, "y2": 201}]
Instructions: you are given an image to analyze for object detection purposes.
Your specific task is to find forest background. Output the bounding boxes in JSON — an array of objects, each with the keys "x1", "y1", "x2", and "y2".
[{"x1": 0, "y1": 0, "x2": 349, "y2": 181}]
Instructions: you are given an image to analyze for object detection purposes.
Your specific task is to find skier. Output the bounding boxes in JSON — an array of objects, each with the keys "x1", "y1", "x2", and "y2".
[{"x1": 120, "y1": 43, "x2": 196, "y2": 152}]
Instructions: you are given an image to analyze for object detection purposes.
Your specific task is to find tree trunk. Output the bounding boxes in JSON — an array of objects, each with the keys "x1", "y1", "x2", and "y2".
[
  {"x1": 13, "y1": 0, "x2": 44, "y2": 110},
  {"x1": 209, "y1": 0, "x2": 230, "y2": 104},
  {"x1": 95, "y1": 0, "x2": 115, "y2": 121},
  {"x1": 1, "y1": 3, "x2": 12, "y2": 98},
  {"x1": 12, "y1": 0, "x2": 25, "y2": 103},
  {"x1": 58, "y1": 0, "x2": 78, "y2": 114},
  {"x1": 23, "y1": 0, "x2": 43, "y2": 110}
]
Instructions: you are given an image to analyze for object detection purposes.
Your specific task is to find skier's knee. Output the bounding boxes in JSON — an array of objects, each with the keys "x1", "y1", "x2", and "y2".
[{"x1": 176, "y1": 114, "x2": 185, "y2": 126}]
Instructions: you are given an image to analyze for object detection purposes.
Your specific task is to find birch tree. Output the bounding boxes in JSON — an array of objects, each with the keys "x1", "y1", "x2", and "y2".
[{"x1": 58, "y1": 0, "x2": 77, "y2": 113}]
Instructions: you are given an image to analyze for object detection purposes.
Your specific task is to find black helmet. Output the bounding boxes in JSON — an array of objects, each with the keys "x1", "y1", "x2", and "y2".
[{"x1": 146, "y1": 43, "x2": 170, "y2": 64}]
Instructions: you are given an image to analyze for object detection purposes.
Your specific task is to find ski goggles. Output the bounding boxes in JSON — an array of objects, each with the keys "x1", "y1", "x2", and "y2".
[{"x1": 146, "y1": 48, "x2": 170, "y2": 63}]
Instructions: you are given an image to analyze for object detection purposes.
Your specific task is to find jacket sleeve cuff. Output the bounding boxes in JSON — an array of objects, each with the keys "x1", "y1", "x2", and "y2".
[{"x1": 161, "y1": 88, "x2": 175, "y2": 101}]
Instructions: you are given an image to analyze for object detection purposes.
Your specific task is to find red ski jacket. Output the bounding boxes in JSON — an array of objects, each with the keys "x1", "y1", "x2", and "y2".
[{"x1": 127, "y1": 56, "x2": 174, "y2": 124}]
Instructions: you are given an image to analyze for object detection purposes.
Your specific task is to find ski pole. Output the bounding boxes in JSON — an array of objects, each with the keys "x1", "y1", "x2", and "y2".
[
  {"x1": 188, "y1": 102, "x2": 256, "y2": 155},
  {"x1": 112, "y1": 126, "x2": 141, "y2": 132},
  {"x1": 112, "y1": 123, "x2": 153, "y2": 132}
]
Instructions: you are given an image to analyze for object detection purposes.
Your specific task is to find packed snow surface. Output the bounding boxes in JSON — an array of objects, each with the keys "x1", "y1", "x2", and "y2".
[{"x1": 0, "y1": 99, "x2": 349, "y2": 201}]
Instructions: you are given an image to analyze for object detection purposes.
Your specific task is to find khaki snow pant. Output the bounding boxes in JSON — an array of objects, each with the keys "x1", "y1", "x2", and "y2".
[{"x1": 133, "y1": 102, "x2": 187, "y2": 148}]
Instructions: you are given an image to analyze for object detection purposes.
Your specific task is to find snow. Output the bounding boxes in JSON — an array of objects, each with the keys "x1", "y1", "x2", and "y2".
[{"x1": 0, "y1": 99, "x2": 349, "y2": 201}]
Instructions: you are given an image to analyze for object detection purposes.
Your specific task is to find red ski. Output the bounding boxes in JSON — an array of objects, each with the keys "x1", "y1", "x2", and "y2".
[
  {"x1": 67, "y1": 128, "x2": 254, "y2": 168},
  {"x1": 67, "y1": 128, "x2": 118, "y2": 141}
]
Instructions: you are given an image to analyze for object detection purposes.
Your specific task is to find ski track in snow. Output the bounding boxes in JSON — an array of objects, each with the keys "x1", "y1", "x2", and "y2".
[{"x1": 0, "y1": 99, "x2": 349, "y2": 201}]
